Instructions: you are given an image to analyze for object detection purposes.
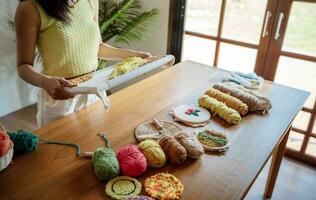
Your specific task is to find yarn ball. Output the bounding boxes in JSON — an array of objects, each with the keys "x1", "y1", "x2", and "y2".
[
  {"x1": 138, "y1": 140, "x2": 166, "y2": 168},
  {"x1": 159, "y1": 136, "x2": 187, "y2": 165},
  {"x1": 92, "y1": 147, "x2": 120, "y2": 181},
  {"x1": 117, "y1": 145, "x2": 147, "y2": 177},
  {"x1": 8, "y1": 130, "x2": 38, "y2": 153},
  {"x1": 174, "y1": 131, "x2": 204, "y2": 159},
  {"x1": 0, "y1": 131, "x2": 11, "y2": 156}
]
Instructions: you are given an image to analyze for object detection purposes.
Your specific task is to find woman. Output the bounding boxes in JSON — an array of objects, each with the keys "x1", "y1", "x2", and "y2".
[{"x1": 15, "y1": 0, "x2": 151, "y2": 127}]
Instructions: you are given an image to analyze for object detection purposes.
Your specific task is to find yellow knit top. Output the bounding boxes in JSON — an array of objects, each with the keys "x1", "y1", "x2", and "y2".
[{"x1": 33, "y1": 0, "x2": 100, "y2": 78}]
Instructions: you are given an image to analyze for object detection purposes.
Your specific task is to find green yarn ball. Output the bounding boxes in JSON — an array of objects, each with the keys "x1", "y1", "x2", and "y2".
[{"x1": 92, "y1": 147, "x2": 120, "y2": 181}]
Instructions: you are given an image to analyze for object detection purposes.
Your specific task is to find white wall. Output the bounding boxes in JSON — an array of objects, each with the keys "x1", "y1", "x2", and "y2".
[
  {"x1": 0, "y1": 0, "x2": 40, "y2": 117},
  {"x1": 0, "y1": 0, "x2": 170, "y2": 117}
]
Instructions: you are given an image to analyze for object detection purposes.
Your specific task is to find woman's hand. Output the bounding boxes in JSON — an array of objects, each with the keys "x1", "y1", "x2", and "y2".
[
  {"x1": 134, "y1": 51, "x2": 152, "y2": 58},
  {"x1": 41, "y1": 77, "x2": 75, "y2": 100}
]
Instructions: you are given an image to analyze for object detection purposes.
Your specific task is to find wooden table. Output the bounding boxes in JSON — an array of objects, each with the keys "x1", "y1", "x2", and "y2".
[{"x1": 0, "y1": 61, "x2": 309, "y2": 200}]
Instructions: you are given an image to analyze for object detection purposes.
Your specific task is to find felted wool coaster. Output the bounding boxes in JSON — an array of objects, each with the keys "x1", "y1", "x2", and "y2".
[
  {"x1": 105, "y1": 176, "x2": 141, "y2": 200},
  {"x1": 145, "y1": 172, "x2": 184, "y2": 200}
]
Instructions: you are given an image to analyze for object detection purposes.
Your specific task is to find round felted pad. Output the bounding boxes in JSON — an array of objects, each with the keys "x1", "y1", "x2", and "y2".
[
  {"x1": 197, "y1": 129, "x2": 229, "y2": 152},
  {"x1": 125, "y1": 196, "x2": 154, "y2": 200},
  {"x1": 135, "y1": 120, "x2": 182, "y2": 142},
  {"x1": 145, "y1": 172, "x2": 184, "y2": 200},
  {"x1": 173, "y1": 105, "x2": 210, "y2": 124},
  {"x1": 105, "y1": 176, "x2": 141, "y2": 199}
]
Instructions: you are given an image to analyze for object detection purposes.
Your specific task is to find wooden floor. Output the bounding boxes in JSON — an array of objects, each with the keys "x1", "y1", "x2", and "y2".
[{"x1": 1, "y1": 105, "x2": 316, "y2": 199}]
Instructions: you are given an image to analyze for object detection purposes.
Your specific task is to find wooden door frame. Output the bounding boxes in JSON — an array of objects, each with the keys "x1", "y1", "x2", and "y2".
[
  {"x1": 260, "y1": 0, "x2": 316, "y2": 166},
  {"x1": 167, "y1": 0, "x2": 186, "y2": 64}
]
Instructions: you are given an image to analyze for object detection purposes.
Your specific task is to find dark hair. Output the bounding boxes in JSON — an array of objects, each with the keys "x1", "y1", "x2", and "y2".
[{"x1": 35, "y1": 0, "x2": 72, "y2": 22}]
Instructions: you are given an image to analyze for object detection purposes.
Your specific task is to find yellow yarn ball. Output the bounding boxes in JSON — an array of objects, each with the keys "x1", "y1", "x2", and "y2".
[{"x1": 138, "y1": 140, "x2": 167, "y2": 168}]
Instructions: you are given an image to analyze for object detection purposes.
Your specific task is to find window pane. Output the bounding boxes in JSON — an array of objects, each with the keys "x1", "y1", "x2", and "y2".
[
  {"x1": 274, "y1": 56, "x2": 316, "y2": 109},
  {"x1": 293, "y1": 111, "x2": 311, "y2": 132},
  {"x1": 181, "y1": 35, "x2": 216, "y2": 66},
  {"x1": 306, "y1": 137, "x2": 316, "y2": 157},
  {"x1": 185, "y1": 0, "x2": 221, "y2": 36},
  {"x1": 218, "y1": 42, "x2": 257, "y2": 72},
  {"x1": 222, "y1": 0, "x2": 268, "y2": 44},
  {"x1": 286, "y1": 131, "x2": 304, "y2": 151},
  {"x1": 282, "y1": 2, "x2": 316, "y2": 57}
]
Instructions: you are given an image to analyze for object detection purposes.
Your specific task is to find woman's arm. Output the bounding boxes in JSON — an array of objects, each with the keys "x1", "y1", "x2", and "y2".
[
  {"x1": 15, "y1": 1, "x2": 74, "y2": 100},
  {"x1": 98, "y1": 43, "x2": 151, "y2": 61},
  {"x1": 92, "y1": 0, "x2": 151, "y2": 61}
]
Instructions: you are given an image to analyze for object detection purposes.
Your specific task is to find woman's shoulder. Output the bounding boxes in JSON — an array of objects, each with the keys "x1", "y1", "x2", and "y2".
[{"x1": 15, "y1": 0, "x2": 40, "y2": 23}]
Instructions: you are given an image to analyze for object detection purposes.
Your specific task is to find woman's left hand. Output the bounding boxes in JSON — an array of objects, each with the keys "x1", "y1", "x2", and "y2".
[{"x1": 134, "y1": 51, "x2": 152, "y2": 58}]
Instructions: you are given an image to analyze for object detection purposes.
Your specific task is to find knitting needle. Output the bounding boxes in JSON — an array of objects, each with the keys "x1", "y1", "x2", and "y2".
[{"x1": 152, "y1": 118, "x2": 168, "y2": 136}]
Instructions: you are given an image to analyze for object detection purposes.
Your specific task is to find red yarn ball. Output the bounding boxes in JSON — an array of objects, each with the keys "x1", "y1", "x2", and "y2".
[
  {"x1": 117, "y1": 144, "x2": 147, "y2": 177},
  {"x1": 0, "y1": 131, "x2": 11, "y2": 157}
]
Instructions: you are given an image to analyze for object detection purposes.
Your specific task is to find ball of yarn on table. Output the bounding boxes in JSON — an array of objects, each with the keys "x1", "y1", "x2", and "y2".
[
  {"x1": 159, "y1": 136, "x2": 187, "y2": 165},
  {"x1": 198, "y1": 95, "x2": 241, "y2": 124},
  {"x1": 205, "y1": 88, "x2": 248, "y2": 115},
  {"x1": 0, "y1": 131, "x2": 11, "y2": 156},
  {"x1": 213, "y1": 83, "x2": 272, "y2": 114},
  {"x1": 138, "y1": 140, "x2": 166, "y2": 168},
  {"x1": 8, "y1": 130, "x2": 38, "y2": 153},
  {"x1": 92, "y1": 147, "x2": 120, "y2": 181},
  {"x1": 174, "y1": 131, "x2": 204, "y2": 159},
  {"x1": 117, "y1": 145, "x2": 147, "y2": 177}
]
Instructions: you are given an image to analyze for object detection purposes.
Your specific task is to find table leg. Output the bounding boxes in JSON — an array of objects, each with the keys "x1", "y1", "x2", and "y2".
[{"x1": 264, "y1": 128, "x2": 290, "y2": 198}]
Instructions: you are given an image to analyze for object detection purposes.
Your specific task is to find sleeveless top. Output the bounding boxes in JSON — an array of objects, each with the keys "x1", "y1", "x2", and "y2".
[{"x1": 33, "y1": 0, "x2": 100, "y2": 78}]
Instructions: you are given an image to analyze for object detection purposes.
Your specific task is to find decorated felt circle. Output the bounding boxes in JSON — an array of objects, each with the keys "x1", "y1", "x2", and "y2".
[
  {"x1": 105, "y1": 176, "x2": 141, "y2": 199},
  {"x1": 144, "y1": 173, "x2": 184, "y2": 200},
  {"x1": 125, "y1": 195, "x2": 153, "y2": 200},
  {"x1": 197, "y1": 129, "x2": 229, "y2": 152},
  {"x1": 173, "y1": 105, "x2": 210, "y2": 124}
]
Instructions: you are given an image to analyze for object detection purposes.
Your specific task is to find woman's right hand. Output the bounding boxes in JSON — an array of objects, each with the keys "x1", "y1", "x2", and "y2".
[{"x1": 41, "y1": 77, "x2": 75, "y2": 100}]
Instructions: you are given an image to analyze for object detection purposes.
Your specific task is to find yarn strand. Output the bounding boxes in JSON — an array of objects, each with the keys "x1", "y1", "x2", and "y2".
[{"x1": 198, "y1": 95, "x2": 241, "y2": 124}]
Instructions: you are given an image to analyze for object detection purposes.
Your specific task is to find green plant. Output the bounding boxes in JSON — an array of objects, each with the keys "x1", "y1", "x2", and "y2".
[{"x1": 99, "y1": 0, "x2": 159, "y2": 44}]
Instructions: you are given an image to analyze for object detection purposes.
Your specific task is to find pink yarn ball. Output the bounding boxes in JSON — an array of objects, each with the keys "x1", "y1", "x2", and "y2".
[{"x1": 117, "y1": 144, "x2": 147, "y2": 177}]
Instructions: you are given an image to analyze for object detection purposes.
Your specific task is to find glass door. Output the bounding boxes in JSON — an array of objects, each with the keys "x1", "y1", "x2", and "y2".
[
  {"x1": 261, "y1": 0, "x2": 316, "y2": 165},
  {"x1": 180, "y1": 0, "x2": 316, "y2": 165},
  {"x1": 182, "y1": 0, "x2": 273, "y2": 72}
]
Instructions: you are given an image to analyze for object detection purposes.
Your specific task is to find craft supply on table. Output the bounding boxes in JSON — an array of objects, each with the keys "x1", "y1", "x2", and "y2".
[
  {"x1": 159, "y1": 136, "x2": 187, "y2": 165},
  {"x1": 0, "y1": 142, "x2": 13, "y2": 171},
  {"x1": 213, "y1": 83, "x2": 272, "y2": 114},
  {"x1": 138, "y1": 140, "x2": 166, "y2": 168},
  {"x1": 145, "y1": 172, "x2": 184, "y2": 200},
  {"x1": 197, "y1": 129, "x2": 229, "y2": 152},
  {"x1": 125, "y1": 196, "x2": 153, "y2": 200},
  {"x1": 135, "y1": 120, "x2": 182, "y2": 141},
  {"x1": 223, "y1": 71, "x2": 264, "y2": 90},
  {"x1": 69, "y1": 133, "x2": 120, "y2": 181},
  {"x1": 172, "y1": 105, "x2": 210, "y2": 127},
  {"x1": 198, "y1": 95, "x2": 241, "y2": 125},
  {"x1": 7, "y1": 129, "x2": 82, "y2": 156},
  {"x1": 205, "y1": 88, "x2": 249, "y2": 115},
  {"x1": 0, "y1": 124, "x2": 14, "y2": 171},
  {"x1": 105, "y1": 176, "x2": 142, "y2": 200},
  {"x1": 0, "y1": 129, "x2": 11, "y2": 156},
  {"x1": 174, "y1": 131, "x2": 204, "y2": 159},
  {"x1": 117, "y1": 144, "x2": 147, "y2": 177}
]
